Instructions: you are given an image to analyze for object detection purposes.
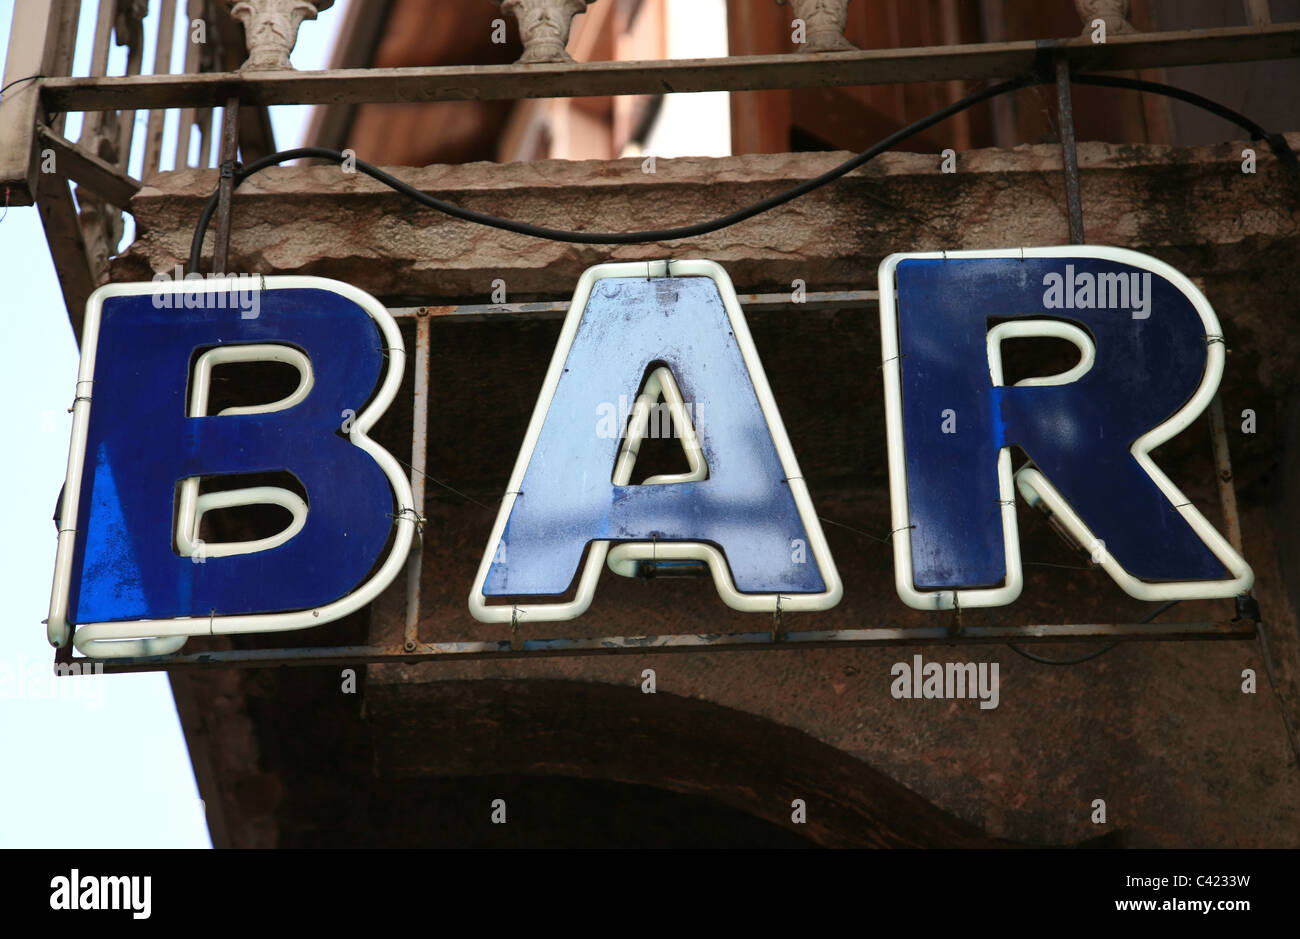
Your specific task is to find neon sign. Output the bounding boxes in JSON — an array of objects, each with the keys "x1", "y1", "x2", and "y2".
[{"x1": 47, "y1": 250, "x2": 1252, "y2": 656}]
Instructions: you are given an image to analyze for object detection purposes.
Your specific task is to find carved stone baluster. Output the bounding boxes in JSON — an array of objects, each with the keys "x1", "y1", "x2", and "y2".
[
  {"x1": 495, "y1": 0, "x2": 596, "y2": 64},
  {"x1": 1074, "y1": 0, "x2": 1136, "y2": 36},
  {"x1": 114, "y1": 0, "x2": 149, "y2": 52},
  {"x1": 776, "y1": 0, "x2": 856, "y2": 53},
  {"x1": 227, "y1": 0, "x2": 334, "y2": 71}
]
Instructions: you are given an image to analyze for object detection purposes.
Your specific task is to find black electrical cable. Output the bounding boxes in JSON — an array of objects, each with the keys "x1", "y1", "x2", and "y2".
[
  {"x1": 1007, "y1": 599, "x2": 1180, "y2": 665},
  {"x1": 189, "y1": 71, "x2": 1296, "y2": 273},
  {"x1": 1071, "y1": 73, "x2": 1296, "y2": 163},
  {"x1": 188, "y1": 75, "x2": 1035, "y2": 272},
  {"x1": 0, "y1": 73, "x2": 44, "y2": 98}
]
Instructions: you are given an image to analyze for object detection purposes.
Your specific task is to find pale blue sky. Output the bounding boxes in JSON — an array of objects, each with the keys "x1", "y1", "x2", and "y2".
[{"x1": 0, "y1": 0, "x2": 349, "y2": 849}]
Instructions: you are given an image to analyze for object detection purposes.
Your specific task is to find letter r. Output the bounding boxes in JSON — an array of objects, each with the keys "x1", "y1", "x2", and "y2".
[{"x1": 879, "y1": 247, "x2": 1251, "y2": 610}]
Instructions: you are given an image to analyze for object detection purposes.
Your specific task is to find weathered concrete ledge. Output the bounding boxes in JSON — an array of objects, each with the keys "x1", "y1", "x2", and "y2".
[{"x1": 116, "y1": 135, "x2": 1300, "y2": 304}]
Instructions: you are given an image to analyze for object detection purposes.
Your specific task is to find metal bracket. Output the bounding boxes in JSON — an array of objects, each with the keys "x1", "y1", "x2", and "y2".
[
  {"x1": 211, "y1": 95, "x2": 240, "y2": 275},
  {"x1": 72, "y1": 619, "x2": 1257, "y2": 673},
  {"x1": 1053, "y1": 48, "x2": 1086, "y2": 245}
]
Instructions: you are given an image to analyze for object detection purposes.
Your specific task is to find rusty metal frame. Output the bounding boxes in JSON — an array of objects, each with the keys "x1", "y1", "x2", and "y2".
[
  {"x1": 1054, "y1": 51, "x2": 1086, "y2": 245},
  {"x1": 35, "y1": 123, "x2": 142, "y2": 207},
  {"x1": 86, "y1": 620, "x2": 1254, "y2": 674},
  {"x1": 59, "y1": 287, "x2": 1259, "y2": 674},
  {"x1": 403, "y1": 310, "x2": 431, "y2": 653},
  {"x1": 386, "y1": 290, "x2": 880, "y2": 324},
  {"x1": 33, "y1": 24, "x2": 1300, "y2": 117},
  {"x1": 211, "y1": 95, "x2": 240, "y2": 275}
]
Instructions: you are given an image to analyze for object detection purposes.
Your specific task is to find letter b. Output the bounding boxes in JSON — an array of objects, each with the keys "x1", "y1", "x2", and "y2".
[{"x1": 48, "y1": 278, "x2": 415, "y2": 656}]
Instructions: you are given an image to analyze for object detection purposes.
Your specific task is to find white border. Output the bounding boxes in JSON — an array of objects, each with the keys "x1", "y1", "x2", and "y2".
[
  {"x1": 176, "y1": 343, "x2": 315, "y2": 559},
  {"x1": 986, "y1": 320, "x2": 1096, "y2": 388},
  {"x1": 609, "y1": 365, "x2": 707, "y2": 487},
  {"x1": 468, "y1": 259, "x2": 842, "y2": 623},
  {"x1": 47, "y1": 275, "x2": 416, "y2": 658},
  {"x1": 177, "y1": 485, "x2": 309, "y2": 559},
  {"x1": 878, "y1": 245, "x2": 1253, "y2": 610}
]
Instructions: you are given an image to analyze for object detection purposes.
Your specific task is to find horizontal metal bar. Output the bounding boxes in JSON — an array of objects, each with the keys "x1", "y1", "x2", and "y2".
[
  {"x1": 390, "y1": 300, "x2": 569, "y2": 322},
  {"x1": 37, "y1": 124, "x2": 142, "y2": 207},
  {"x1": 73, "y1": 620, "x2": 1254, "y2": 673},
  {"x1": 388, "y1": 290, "x2": 879, "y2": 322},
  {"x1": 39, "y1": 25, "x2": 1300, "y2": 113}
]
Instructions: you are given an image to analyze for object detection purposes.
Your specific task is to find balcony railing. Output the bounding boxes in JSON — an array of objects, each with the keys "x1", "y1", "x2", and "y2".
[{"x1": 1, "y1": 0, "x2": 279, "y2": 312}]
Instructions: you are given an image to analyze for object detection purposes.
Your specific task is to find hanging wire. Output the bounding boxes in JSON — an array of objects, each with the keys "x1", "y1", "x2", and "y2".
[
  {"x1": 189, "y1": 76, "x2": 1035, "y2": 271},
  {"x1": 0, "y1": 73, "x2": 44, "y2": 100},
  {"x1": 188, "y1": 73, "x2": 1297, "y2": 273},
  {"x1": 1071, "y1": 73, "x2": 1296, "y2": 162},
  {"x1": 1007, "y1": 599, "x2": 1181, "y2": 665}
]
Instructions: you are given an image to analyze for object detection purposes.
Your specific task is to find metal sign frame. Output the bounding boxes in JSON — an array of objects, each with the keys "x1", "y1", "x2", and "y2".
[{"x1": 50, "y1": 282, "x2": 1257, "y2": 674}]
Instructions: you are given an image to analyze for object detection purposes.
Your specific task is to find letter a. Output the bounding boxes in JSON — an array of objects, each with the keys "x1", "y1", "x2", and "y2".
[{"x1": 470, "y1": 261, "x2": 841, "y2": 621}]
